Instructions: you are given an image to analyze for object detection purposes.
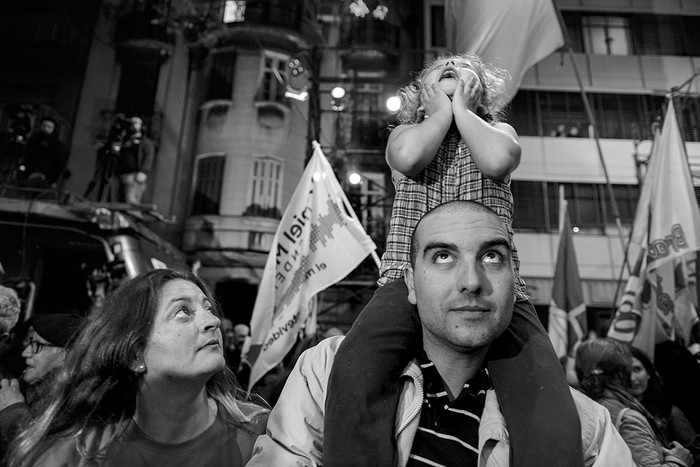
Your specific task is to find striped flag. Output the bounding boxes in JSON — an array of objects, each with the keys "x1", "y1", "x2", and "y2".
[
  {"x1": 244, "y1": 142, "x2": 376, "y2": 391},
  {"x1": 445, "y1": 0, "x2": 564, "y2": 102},
  {"x1": 608, "y1": 99, "x2": 700, "y2": 357},
  {"x1": 548, "y1": 201, "x2": 587, "y2": 358}
]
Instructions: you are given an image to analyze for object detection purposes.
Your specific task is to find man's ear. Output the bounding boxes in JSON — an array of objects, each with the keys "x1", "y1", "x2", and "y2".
[{"x1": 404, "y1": 266, "x2": 417, "y2": 305}]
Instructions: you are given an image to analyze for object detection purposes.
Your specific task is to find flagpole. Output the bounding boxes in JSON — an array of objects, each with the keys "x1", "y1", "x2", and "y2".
[{"x1": 552, "y1": 5, "x2": 630, "y2": 274}]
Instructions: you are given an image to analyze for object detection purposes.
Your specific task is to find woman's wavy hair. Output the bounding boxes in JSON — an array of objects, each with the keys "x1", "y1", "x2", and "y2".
[
  {"x1": 575, "y1": 338, "x2": 632, "y2": 399},
  {"x1": 9, "y1": 269, "x2": 265, "y2": 467},
  {"x1": 575, "y1": 338, "x2": 670, "y2": 446},
  {"x1": 395, "y1": 53, "x2": 510, "y2": 126}
]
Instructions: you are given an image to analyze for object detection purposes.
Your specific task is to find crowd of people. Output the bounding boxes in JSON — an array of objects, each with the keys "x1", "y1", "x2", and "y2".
[
  {"x1": 0, "y1": 105, "x2": 153, "y2": 204},
  {"x1": 0, "y1": 53, "x2": 698, "y2": 466},
  {"x1": 0, "y1": 106, "x2": 68, "y2": 194}
]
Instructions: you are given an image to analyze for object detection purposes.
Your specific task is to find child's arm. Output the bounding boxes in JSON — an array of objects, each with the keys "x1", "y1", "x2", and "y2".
[
  {"x1": 386, "y1": 84, "x2": 453, "y2": 177},
  {"x1": 452, "y1": 78, "x2": 521, "y2": 179}
]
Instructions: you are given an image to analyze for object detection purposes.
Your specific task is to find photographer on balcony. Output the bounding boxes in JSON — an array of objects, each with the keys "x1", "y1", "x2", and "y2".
[{"x1": 114, "y1": 115, "x2": 154, "y2": 205}]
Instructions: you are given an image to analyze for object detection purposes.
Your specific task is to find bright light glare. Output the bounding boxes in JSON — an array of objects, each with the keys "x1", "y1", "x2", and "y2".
[
  {"x1": 348, "y1": 172, "x2": 362, "y2": 185},
  {"x1": 386, "y1": 96, "x2": 401, "y2": 112},
  {"x1": 331, "y1": 86, "x2": 346, "y2": 99},
  {"x1": 573, "y1": 226, "x2": 580, "y2": 233}
]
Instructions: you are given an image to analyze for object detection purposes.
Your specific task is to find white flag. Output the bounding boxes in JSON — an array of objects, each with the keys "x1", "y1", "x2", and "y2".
[
  {"x1": 445, "y1": 0, "x2": 564, "y2": 102},
  {"x1": 245, "y1": 142, "x2": 376, "y2": 390},
  {"x1": 608, "y1": 100, "x2": 700, "y2": 355}
]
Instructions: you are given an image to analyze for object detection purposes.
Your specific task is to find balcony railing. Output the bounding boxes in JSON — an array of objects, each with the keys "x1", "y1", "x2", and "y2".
[
  {"x1": 241, "y1": 0, "x2": 305, "y2": 31},
  {"x1": 114, "y1": 4, "x2": 172, "y2": 45},
  {"x1": 341, "y1": 17, "x2": 400, "y2": 52}
]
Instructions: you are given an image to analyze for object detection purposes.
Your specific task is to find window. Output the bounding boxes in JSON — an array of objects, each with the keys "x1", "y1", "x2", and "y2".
[
  {"x1": 509, "y1": 91, "x2": 671, "y2": 141},
  {"x1": 257, "y1": 51, "x2": 289, "y2": 104},
  {"x1": 244, "y1": 155, "x2": 283, "y2": 219},
  {"x1": 512, "y1": 181, "x2": 640, "y2": 234},
  {"x1": 582, "y1": 16, "x2": 631, "y2": 55},
  {"x1": 191, "y1": 154, "x2": 226, "y2": 215},
  {"x1": 116, "y1": 60, "x2": 160, "y2": 117},
  {"x1": 352, "y1": 87, "x2": 390, "y2": 149},
  {"x1": 424, "y1": 0, "x2": 446, "y2": 51},
  {"x1": 352, "y1": 172, "x2": 390, "y2": 249},
  {"x1": 223, "y1": 1, "x2": 246, "y2": 23},
  {"x1": 563, "y1": 12, "x2": 700, "y2": 56},
  {"x1": 207, "y1": 51, "x2": 236, "y2": 101}
]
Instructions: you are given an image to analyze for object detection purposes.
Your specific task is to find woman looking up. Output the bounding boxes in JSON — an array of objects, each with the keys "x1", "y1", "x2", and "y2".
[{"x1": 8, "y1": 269, "x2": 267, "y2": 467}]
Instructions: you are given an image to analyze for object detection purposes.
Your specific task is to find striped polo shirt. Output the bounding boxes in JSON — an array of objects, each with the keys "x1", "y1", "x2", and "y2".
[{"x1": 407, "y1": 351, "x2": 491, "y2": 467}]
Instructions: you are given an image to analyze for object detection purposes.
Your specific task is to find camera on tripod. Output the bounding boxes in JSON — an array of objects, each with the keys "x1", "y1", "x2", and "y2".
[{"x1": 106, "y1": 114, "x2": 137, "y2": 154}]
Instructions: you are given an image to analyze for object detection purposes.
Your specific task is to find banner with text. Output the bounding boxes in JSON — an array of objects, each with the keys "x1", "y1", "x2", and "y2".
[
  {"x1": 608, "y1": 100, "x2": 700, "y2": 357},
  {"x1": 245, "y1": 142, "x2": 376, "y2": 390}
]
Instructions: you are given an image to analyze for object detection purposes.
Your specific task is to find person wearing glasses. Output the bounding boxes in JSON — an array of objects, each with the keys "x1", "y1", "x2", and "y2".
[
  {"x1": 0, "y1": 313, "x2": 84, "y2": 459},
  {"x1": 7, "y1": 270, "x2": 268, "y2": 467}
]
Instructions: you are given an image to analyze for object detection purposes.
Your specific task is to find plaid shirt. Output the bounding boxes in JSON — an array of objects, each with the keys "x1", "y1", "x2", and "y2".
[{"x1": 379, "y1": 131, "x2": 528, "y2": 302}]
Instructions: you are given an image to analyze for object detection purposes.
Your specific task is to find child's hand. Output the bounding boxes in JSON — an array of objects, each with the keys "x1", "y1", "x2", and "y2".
[
  {"x1": 452, "y1": 71, "x2": 482, "y2": 114},
  {"x1": 420, "y1": 83, "x2": 452, "y2": 120}
]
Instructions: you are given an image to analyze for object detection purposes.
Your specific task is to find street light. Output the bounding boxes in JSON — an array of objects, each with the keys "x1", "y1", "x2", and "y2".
[
  {"x1": 348, "y1": 172, "x2": 363, "y2": 185},
  {"x1": 385, "y1": 95, "x2": 400, "y2": 113}
]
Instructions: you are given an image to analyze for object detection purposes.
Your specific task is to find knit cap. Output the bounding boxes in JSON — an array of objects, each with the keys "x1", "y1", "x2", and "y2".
[{"x1": 31, "y1": 313, "x2": 85, "y2": 348}]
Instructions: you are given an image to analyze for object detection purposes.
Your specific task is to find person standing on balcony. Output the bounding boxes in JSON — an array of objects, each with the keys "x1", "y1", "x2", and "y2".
[
  {"x1": 23, "y1": 117, "x2": 68, "y2": 190},
  {"x1": 324, "y1": 53, "x2": 583, "y2": 466},
  {"x1": 114, "y1": 115, "x2": 154, "y2": 205}
]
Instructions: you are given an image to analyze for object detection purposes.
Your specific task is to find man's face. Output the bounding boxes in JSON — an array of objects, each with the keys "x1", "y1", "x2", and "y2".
[
  {"x1": 222, "y1": 318, "x2": 235, "y2": 348},
  {"x1": 405, "y1": 206, "x2": 514, "y2": 357},
  {"x1": 130, "y1": 117, "x2": 143, "y2": 133},
  {"x1": 40, "y1": 120, "x2": 55, "y2": 136},
  {"x1": 21, "y1": 327, "x2": 66, "y2": 385},
  {"x1": 233, "y1": 325, "x2": 249, "y2": 349}
]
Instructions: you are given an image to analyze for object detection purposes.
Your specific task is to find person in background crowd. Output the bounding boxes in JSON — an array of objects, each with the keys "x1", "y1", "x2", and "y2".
[
  {"x1": 576, "y1": 338, "x2": 693, "y2": 467},
  {"x1": 568, "y1": 125, "x2": 582, "y2": 137},
  {"x1": 249, "y1": 201, "x2": 633, "y2": 466},
  {"x1": 552, "y1": 123, "x2": 567, "y2": 137},
  {"x1": 0, "y1": 313, "x2": 84, "y2": 459},
  {"x1": 114, "y1": 116, "x2": 154, "y2": 205},
  {"x1": 655, "y1": 340, "x2": 700, "y2": 434},
  {"x1": 630, "y1": 346, "x2": 700, "y2": 464},
  {"x1": 23, "y1": 117, "x2": 67, "y2": 189},
  {"x1": 0, "y1": 286, "x2": 21, "y2": 380},
  {"x1": 6, "y1": 269, "x2": 267, "y2": 467}
]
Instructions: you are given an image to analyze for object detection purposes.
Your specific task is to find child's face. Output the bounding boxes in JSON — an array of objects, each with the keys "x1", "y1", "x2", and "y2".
[{"x1": 424, "y1": 58, "x2": 481, "y2": 97}]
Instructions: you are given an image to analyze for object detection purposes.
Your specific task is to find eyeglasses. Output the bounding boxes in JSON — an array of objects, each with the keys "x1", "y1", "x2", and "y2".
[{"x1": 27, "y1": 339, "x2": 61, "y2": 354}]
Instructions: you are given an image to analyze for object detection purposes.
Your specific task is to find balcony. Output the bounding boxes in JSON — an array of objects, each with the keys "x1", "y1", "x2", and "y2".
[
  {"x1": 214, "y1": 0, "x2": 318, "y2": 51},
  {"x1": 340, "y1": 17, "x2": 400, "y2": 68},
  {"x1": 113, "y1": 2, "x2": 173, "y2": 63},
  {"x1": 113, "y1": 4, "x2": 172, "y2": 45}
]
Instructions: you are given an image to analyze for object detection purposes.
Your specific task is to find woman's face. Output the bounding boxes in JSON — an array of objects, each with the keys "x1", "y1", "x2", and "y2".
[
  {"x1": 424, "y1": 58, "x2": 482, "y2": 98},
  {"x1": 21, "y1": 327, "x2": 66, "y2": 385},
  {"x1": 142, "y1": 279, "x2": 224, "y2": 384},
  {"x1": 629, "y1": 357, "x2": 650, "y2": 398}
]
